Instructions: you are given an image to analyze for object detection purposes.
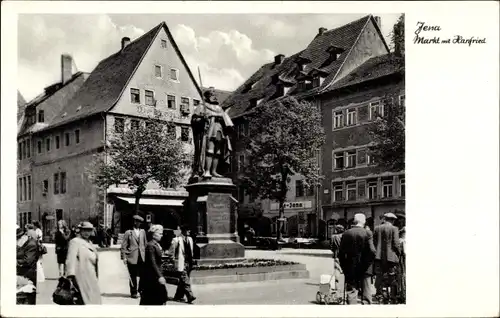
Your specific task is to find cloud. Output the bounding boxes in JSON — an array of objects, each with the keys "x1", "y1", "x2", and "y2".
[
  {"x1": 251, "y1": 16, "x2": 297, "y2": 38},
  {"x1": 18, "y1": 14, "x2": 145, "y2": 100}
]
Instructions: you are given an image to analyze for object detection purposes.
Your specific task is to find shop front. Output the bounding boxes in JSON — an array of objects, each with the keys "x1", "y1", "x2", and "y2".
[{"x1": 269, "y1": 200, "x2": 316, "y2": 238}]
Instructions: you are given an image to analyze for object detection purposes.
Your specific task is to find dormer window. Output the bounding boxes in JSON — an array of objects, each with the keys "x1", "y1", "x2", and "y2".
[
  {"x1": 326, "y1": 46, "x2": 345, "y2": 62},
  {"x1": 38, "y1": 110, "x2": 44, "y2": 123}
]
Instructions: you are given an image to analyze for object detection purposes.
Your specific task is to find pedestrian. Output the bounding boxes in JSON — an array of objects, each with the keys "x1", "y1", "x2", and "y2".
[
  {"x1": 373, "y1": 212, "x2": 401, "y2": 303},
  {"x1": 32, "y1": 222, "x2": 46, "y2": 284},
  {"x1": 55, "y1": 220, "x2": 72, "y2": 277},
  {"x1": 17, "y1": 225, "x2": 39, "y2": 304},
  {"x1": 120, "y1": 215, "x2": 147, "y2": 299},
  {"x1": 338, "y1": 213, "x2": 376, "y2": 305},
  {"x1": 330, "y1": 224, "x2": 345, "y2": 296},
  {"x1": 169, "y1": 225, "x2": 196, "y2": 304},
  {"x1": 398, "y1": 226, "x2": 406, "y2": 303},
  {"x1": 139, "y1": 224, "x2": 168, "y2": 305},
  {"x1": 66, "y1": 221, "x2": 102, "y2": 305}
]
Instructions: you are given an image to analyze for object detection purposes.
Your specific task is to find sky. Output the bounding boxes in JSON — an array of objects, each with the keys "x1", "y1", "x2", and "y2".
[{"x1": 17, "y1": 13, "x2": 400, "y2": 101}]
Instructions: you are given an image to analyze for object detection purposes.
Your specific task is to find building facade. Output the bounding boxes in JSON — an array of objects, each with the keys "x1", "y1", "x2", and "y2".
[
  {"x1": 17, "y1": 22, "x2": 210, "y2": 239},
  {"x1": 313, "y1": 54, "x2": 405, "y2": 238},
  {"x1": 222, "y1": 15, "x2": 404, "y2": 239}
]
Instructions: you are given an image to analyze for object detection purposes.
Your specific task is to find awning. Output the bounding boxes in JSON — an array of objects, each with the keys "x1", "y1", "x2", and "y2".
[
  {"x1": 197, "y1": 196, "x2": 238, "y2": 203},
  {"x1": 116, "y1": 196, "x2": 184, "y2": 206}
]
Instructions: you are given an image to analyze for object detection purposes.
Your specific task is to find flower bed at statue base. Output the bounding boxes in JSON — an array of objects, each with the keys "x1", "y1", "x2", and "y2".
[{"x1": 161, "y1": 257, "x2": 309, "y2": 285}]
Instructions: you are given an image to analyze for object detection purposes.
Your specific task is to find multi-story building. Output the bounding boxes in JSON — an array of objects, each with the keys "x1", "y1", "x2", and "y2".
[
  {"x1": 17, "y1": 22, "x2": 216, "y2": 238},
  {"x1": 222, "y1": 15, "x2": 403, "y2": 238},
  {"x1": 314, "y1": 54, "x2": 405, "y2": 238}
]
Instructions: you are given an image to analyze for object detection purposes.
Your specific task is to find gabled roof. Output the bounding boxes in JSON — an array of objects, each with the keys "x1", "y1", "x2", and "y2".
[
  {"x1": 17, "y1": 90, "x2": 26, "y2": 121},
  {"x1": 224, "y1": 15, "x2": 383, "y2": 118},
  {"x1": 323, "y1": 53, "x2": 404, "y2": 92},
  {"x1": 45, "y1": 21, "x2": 203, "y2": 130}
]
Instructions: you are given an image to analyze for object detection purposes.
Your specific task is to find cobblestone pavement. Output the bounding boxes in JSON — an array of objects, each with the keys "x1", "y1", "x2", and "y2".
[{"x1": 37, "y1": 245, "x2": 335, "y2": 305}]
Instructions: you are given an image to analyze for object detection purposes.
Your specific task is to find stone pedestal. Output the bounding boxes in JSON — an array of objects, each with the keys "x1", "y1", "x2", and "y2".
[{"x1": 185, "y1": 177, "x2": 245, "y2": 264}]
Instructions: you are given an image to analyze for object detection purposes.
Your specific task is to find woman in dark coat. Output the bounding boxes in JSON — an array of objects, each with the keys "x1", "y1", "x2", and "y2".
[
  {"x1": 140, "y1": 224, "x2": 168, "y2": 305},
  {"x1": 55, "y1": 220, "x2": 72, "y2": 277}
]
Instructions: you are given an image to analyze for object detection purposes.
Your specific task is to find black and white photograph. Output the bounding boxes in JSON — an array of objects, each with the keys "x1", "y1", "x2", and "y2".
[{"x1": 2, "y1": 1, "x2": 499, "y2": 317}]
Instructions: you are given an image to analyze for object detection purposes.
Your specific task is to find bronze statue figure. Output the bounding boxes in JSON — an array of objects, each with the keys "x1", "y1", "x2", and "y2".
[{"x1": 190, "y1": 87, "x2": 233, "y2": 181}]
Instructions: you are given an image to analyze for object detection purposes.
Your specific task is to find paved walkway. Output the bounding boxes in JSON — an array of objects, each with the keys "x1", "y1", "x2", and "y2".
[{"x1": 37, "y1": 245, "x2": 335, "y2": 305}]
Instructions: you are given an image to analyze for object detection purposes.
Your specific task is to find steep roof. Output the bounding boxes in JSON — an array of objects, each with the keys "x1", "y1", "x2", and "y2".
[
  {"x1": 46, "y1": 21, "x2": 203, "y2": 130},
  {"x1": 323, "y1": 53, "x2": 404, "y2": 92},
  {"x1": 224, "y1": 15, "x2": 381, "y2": 118}
]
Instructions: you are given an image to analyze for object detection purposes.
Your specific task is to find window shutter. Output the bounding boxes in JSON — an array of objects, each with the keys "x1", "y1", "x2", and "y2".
[
  {"x1": 357, "y1": 105, "x2": 368, "y2": 122},
  {"x1": 357, "y1": 180, "x2": 366, "y2": 199}
]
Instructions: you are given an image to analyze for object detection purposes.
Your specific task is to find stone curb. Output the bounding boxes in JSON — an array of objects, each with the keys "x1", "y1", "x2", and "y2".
[{"x1": 191, "y1": 269, "x2": 310, "y2": 285}]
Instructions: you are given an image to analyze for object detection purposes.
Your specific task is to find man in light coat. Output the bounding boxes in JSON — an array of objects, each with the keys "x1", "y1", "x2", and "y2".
[
  {"x1": 121, "y1": 215, "x2": 147, "y2": 299},
  {"x1": 169, "y1": 225, "x2": 196, "y2": 303}
]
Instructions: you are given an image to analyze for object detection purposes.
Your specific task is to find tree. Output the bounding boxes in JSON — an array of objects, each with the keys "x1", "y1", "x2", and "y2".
[
  {"x1": 391, "y1": 13, "x2": 405, "y2": 57},
  {"x1": 240, "y1": 97, "x2": 325, "y2": 240},
  {"x1": 89, "y1": 116, "x2": 191, "y2": 221},
  {"x1": 368, "y1": 94, "x2": 405, "y2": 171}
]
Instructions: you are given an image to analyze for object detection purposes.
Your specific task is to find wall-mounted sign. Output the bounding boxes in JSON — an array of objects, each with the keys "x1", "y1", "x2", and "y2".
[
  {"x1": 270, "y1": 201, "x2": 312, "y2": 211},
  {"x1": 323, "y1": 189, "x2": 329, "y2": 194},
  {"x1": 136, "y1": 105, "x2": 189, "y2": 122}
]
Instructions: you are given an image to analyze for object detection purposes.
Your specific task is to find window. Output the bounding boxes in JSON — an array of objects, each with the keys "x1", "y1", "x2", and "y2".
[
  {"x1": 369, "y1": 101, "x2": 384, "y2": 120},
  {"x1": 181, "y1": 127, "x2": 190, "y2": 142},
  {"x1": 43, "y1": 180, "x2": 48, "y2": 193},
  {"x1": 170, "y1": 68, "x2": 179, "y2": 81},
  {"x1": 27, "y1": 176, "x2": 32, "y2": 200},
  {"x1": 346, "y1": 109, "x2": 357, "y2": 126},
  {"x1": 23, "y1": 176, "x2": 27, "y2": 201},
  {"x1": 161, "y1": 39, "x2": 167, "y2": 49},
  {"x1": 193, "y1": 99, "x2": 200, "y2": 107},
  {"x1": 131, "y1": 119, "x2": 140, "y2": 130},
  {"x1": 26, "y1": 139, "x2": 31, "y2": 158},
  {"x1": 312, "y1": 76, "x2": 324, "y2": 88},
  {"x1": 167, "y1": 95, "x2": 176, "y2": 109},
  {"x1": 27, "y1": 212, "x2": 32, "y2": 225},
  {"x1": 115, "y1": 118, "x2": 125, "y2": 133},
  {"x1": 237, "y1": 124, "x2": 246, "y2": 139},
  {"x1": 238, "y1": 154, "x2": 245, "y2": 172},
  {"x1": 37, "y1": 140, "x2": 42, "y2": 154},
  {"x1": 45, "y1": 137, "x2": 51, "y2": 152},
  {"x1": 65, "y1": 133, "x2": 70, "y2": 146},
  {"x1": 60, "y1": 172, "x2": 67, "y2": 194},
  {"x1": 55, "y1": 135, "x2": 60, "y2": 149},
  {"x1": 20, "y1": 140, "x2": 25, "y2": 159},
  {"x1": 180, "y1": 97, "x2": 190, "y2": 115},
  {"x1": 345, "y1": 151, "x2": 357, "y2": 168},
  {"x1": 75, "y1": 129, "x2": 80, "y2": 144},
  {"x1": 295, "y1": 180, "x2": 304, "y2": 197},
  {"x1": 333, "y1": 184, "x2": 343, "y2": 202},
  {"x1": 333, "y1": 152, "x2": 344, "y2": 170},
  {"x1": 400, "y1": 178, "x2": 405, "y2": 197},
  {"x1": 333, "y1": 110, "x2": 343, "y2": 129},
  {"x1": 368, "y1": 182, "x2": 377, "y2": 199},
  {"x1": 399, "y1": 94, "x2": 405, "y2": 107},
  {"x1": 18, "y1": 142, "x2": 22, "y2": 160},
  {"x1": 54, "y1": 173, "x2": 60, "y2": 194},
  {"x1": 367, "y1": 151, "x2": 375, "y2": 165},
  {"x1": 38, "y1": 110, "x2": 44, "y2": 123},
  {"x1": 347, "y1": 183, "x2": 356, "y2": 201},
  {"x1": 145, "y1": 90, "x2": 155, "y2": 106},
  {"x1": 154, "y1": 65, "x2": 162, "y2": 78},
  {"x1": 130, "y1": 88, "x2": 140, "y2": 104},
  {"x1": 382, "y1": 180, "x2": 393, "y2": 198}
]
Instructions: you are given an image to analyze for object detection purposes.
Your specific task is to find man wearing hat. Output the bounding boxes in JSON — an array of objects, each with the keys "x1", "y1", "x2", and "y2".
[
  {"x1": 121, "y1": 215, "x2": 147, "y2": 298},
  {"x1": 169, "y1": 224, "x2": 196, "y2": 303},
  {"x1": 373, "y1": 212, "x2": 401, "y2": 302}
]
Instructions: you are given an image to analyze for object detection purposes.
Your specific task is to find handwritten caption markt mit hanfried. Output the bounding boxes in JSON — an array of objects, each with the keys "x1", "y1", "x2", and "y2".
[{"x1": 414, "y1": 22, "x2": 486, "y2": 46}]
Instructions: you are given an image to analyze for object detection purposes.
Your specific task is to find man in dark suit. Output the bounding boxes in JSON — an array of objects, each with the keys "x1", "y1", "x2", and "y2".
[
  {"x1": 373, "y1": 212, "x2": 401, "y2": 302},
  {"x1": 338, "y1": 213, "x2": 376, "y2": 304},
  {"x1": 16, "y1": 226, "x2": 39, "y2": 304},
  {"x1": 121, "y1": 215, "x2": 147, "y2": 298}
]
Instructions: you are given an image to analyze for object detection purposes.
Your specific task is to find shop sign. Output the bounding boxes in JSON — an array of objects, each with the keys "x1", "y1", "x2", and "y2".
[{"x1": 270, "y1": 201, "x2": 312, "y2": 211}]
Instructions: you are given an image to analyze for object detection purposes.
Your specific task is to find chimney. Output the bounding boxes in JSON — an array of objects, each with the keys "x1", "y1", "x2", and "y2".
[
  {"x1": 274, "y1": 54, "x2": 285, "y2": 65},
  {"x1": 121, "y1": 37, "x2": 131, "y2": 50},
  {"x1": 61, "y1": 54, "x2": 73, "y2": 85},
  {"x1": 318, "y1": 27, "x2": 327, "y2": 36},
  {"x1": 373, "y1": 16, "x2": 382, "y2": 29}
]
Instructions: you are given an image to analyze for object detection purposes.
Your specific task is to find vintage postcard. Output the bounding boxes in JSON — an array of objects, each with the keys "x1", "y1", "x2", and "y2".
[{"x1": 1, "y1": 1, "x2": 498, "y2": 317}]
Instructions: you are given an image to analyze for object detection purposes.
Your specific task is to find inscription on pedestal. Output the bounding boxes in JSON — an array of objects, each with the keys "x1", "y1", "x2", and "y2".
[{"x1": 207, "y1": 193, "x2": 230, "y2": 234}]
